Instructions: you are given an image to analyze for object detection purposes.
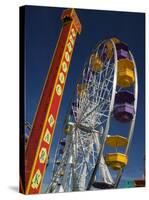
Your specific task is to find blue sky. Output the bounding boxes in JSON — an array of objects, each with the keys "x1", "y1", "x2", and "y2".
[{"x1": 24, "y1": 6, "x2": 145, "y2": 192}]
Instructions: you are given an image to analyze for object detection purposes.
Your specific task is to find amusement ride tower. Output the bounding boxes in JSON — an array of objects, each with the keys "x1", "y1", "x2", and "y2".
[{"x1": 21, "y1": 8, "x2": 81, "y2": 194}]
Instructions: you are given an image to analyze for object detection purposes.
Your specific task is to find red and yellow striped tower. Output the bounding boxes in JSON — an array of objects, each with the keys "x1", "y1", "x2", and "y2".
[{"x1": 24, "y1": 8, "x2": 81, "y2": 194}]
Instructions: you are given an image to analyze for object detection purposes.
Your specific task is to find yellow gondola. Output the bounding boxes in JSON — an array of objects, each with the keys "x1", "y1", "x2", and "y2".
[
  {"x1": 91, "y1": 54, "x2": 103, "y2": 72},
  {"x1": 105, "y1": 135, "x2": 128, "y2": 148},
  {"x1": 64, "y1": 122, "x2": 74, "y2": 134},
  {"x1": 111, "y1": 37, "x2": 120, "y2": 44},
  {"x1": 105, "y1": 153, "x2": 128, "y2": 170},
  {"x1": 60, "y1": 171, "x2": 64, "y2": 176},
  {"x1": 77, "y1": 84, "x2": 87, "y2": 97},
  {"x1": 117, "y1": 58, "x2": 135, "y2": 87},
  {"x1": 56, "y1": 160, "x2": 61, "y2": 165},
  {"x1": 105, "y1": 37, "x2": 120, "y2": 59},
  {"x1": 105, "y1": 41, "x2": 113, "y2": 59}
]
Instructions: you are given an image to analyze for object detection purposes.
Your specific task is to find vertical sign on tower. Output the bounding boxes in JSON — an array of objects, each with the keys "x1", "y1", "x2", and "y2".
[{"x1": 23, "y1": 8, "x2": 82, "y2": 194}]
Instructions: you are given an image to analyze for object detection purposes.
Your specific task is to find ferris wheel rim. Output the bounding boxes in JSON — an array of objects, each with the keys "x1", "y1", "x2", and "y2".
[
  {"x1": 113, "y1": 50, "x2": 138, "y2": 188},
  {"x1": 47, "y1": 38, "x2": 138, "y2": 192}
]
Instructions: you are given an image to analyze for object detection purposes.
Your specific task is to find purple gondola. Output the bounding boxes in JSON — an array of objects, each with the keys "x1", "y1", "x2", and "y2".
[
  {"x1": 70, "y1": 108, "x2": 73, "y2": 115},
  {"x1": 72, "y1": 102, "x2": 77, "y2": 107},
  {"x1": 60, "y1": 139, "x2": 66, "y2": 146},
  {"x1": 72, "y1": 102, "x2": 78, "y2": 114},
  {"x1": 116, "y1": 42, "x2": 129, "y2": 60},
  {"x1": 92, "y1": 182, "x2": 114, "y2": 189},
  {"x1": 115, "y1": 91, "x2": 135, "y2": 104},
  {"x1": 59, "y1": 149, "x2": 64, "y2": 155},
  {"x1": 113, "y1": 103, "x2": 135, "y2": 123},
  {"x1": 117, "y1": 49, "x2": 129, "y2": 59},
  {"x1": 116, "y1": 42, "x2": 128, "y2": 51}
]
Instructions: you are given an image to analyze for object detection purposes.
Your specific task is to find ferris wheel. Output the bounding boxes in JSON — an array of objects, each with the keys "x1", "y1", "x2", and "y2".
[{"x1": 46, "y1": 37, "x2": 138, "y2": 193}]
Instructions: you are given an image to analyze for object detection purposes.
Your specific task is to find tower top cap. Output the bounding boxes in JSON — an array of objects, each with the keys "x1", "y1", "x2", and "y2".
[{"x1": 61, "y1": 8, "x2": 82, "y2": 34}]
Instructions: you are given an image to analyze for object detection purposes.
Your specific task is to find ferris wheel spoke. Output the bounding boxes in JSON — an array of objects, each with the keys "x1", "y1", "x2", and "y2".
[{"x1": 76, "y1": 60, "x2": 114, "y2": 124}]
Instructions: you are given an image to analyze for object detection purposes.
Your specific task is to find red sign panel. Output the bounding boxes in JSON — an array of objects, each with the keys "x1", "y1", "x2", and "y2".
[{"x1": 26, "y1": 22, "x2": 78, "y2": 194}]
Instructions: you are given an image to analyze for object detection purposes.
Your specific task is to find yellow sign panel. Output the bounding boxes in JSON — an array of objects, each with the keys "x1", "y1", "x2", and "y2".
[
  {"x1": 43, "y1": 129, "x2": 51, "y2": 144},
  {"x1": 39, "y1": 148, "x2": 47, "y2": 164},
  {"x1": 62, "y1": 61, "x2": 68, "y2": 73},
  {"x1": 31, "y1": 169, "x2": 42, "y2": 189},
  {"x1": 56, "y1": 84, "x2": 62, "y2": 96},
  {"x1": 67, "y1": 42, "x2": 73, "y2": 53},
  {"x1": 69, "y1": 35, "x2": 74, "y2": 45},
  {"x1": 59, "y1": 72, "x2": 65, "y2": 84},
  {"x1": 48, "y1": 114, "x2": 55, "y2": 127},
  {"x1": 65, "y1": 51, "x2": 70, "y2": 62},
  {"x1": 71, "y1": 28, "x2": 76, "y2": 37}
]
